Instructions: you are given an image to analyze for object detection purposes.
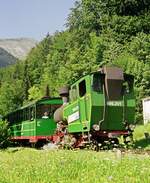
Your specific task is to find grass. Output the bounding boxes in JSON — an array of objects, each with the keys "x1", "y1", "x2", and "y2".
[
  {"x1": 0, "y1": 124, "x2": 150, "y2": 183},
  {"x1": 0, "y1": 148, "x2": 150, "y2": 183},
  {"x1": 133, "y1": 123, "x2": 150, "y2": 149}
]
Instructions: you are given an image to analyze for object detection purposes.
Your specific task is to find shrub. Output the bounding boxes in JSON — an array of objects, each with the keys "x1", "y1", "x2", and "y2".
[{"x1": 0, "y1": 120, "x2": 11, "y2": 148}]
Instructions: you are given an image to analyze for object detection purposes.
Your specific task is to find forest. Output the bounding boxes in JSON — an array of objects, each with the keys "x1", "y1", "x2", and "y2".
[{"x1": 0, "y1": 0, "x2": 150, "y2": 123}]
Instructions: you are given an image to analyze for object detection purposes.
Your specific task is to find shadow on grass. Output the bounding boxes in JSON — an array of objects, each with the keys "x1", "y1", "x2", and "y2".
[{"x1": 134, "y1": 138, "x2": 150, "y2": 149}]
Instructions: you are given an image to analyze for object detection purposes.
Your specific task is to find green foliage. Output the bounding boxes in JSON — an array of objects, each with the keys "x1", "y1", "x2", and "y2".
[
  {"x1": 28, "y1": 86, "x2": 42, "y2": 101},
  {"x1": 26, "y1": 34, "x2": 52, "y2": 86},
  {"x1": 0, "y1": 81, "x2": 23, "y2": 116},
  {"x1": 134, "y1": 124, "x2": 150, "y2": 149},
  {"x1": 0, "y1": 0, "x2": 150, "y2": 123},
  {"x1": 98, "y1": 0, "x2": 150, "y2": 16},
  {"x1": 0, "y1": 120, "x2": 10, "y2": 148},
  {"x1": 134, "y1": 124, "x2": 150, "y2": 140},
  {"x1": 127, "y1": 33, "x2": 150, "y2": 63}
]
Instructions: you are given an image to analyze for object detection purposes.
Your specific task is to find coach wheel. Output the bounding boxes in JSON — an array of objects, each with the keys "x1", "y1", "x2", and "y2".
[
  {"x1": 88, "y1": 140, "x2": 99, "y2": 151},
  {"x1": 31, "y1": 142, "x2": 36, "y2": 148}
]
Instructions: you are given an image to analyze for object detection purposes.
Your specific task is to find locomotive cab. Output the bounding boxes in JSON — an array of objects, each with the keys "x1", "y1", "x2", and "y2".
[{"x1": 61, "y1": 66, "x2": 135, "y2": 142}]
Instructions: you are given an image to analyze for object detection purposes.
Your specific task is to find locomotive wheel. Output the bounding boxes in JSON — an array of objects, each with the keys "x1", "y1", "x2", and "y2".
[
  {"x1": 96, "y1": 137, "x2": 119, "y2": 150},
  {"x1": 123, "y1": 134, "x2": 133, "y2": 145},
  {"x1": 88, "y1": 140, "x2": 99, "y2": 151},
  {"x1": 110, "y1": 138, "x2": 119, "y2": 147},
  {"x1": 60, "y1": 134, "x2": 77, "y2": 149}
]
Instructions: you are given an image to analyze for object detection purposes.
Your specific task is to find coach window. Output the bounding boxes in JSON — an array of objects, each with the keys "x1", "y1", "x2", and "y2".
[
  {"x1": 36, "y1": 104, "x2": 51, "y2": 119},
  {"x1": 15, "y1": 112, "x2": 18, "y2": 123},
  {"x1": 23, "y1": 109, "x2": 25, "y2": 121},
  {"x1": 24, "y1": 109, "x2": 26, "y2": 120},
  {"x1": 13, "y1": 112, "x2": 17, "y2": 123},
  {"x1": 20, "y1": 110, "x2": 23, "y2": 122},
  {"x1": 26, "y1": 107, "x2": 30, "y2": 120},
  {"x1": 51, "y1": 105, "x2": 62, "y2": 115},
  {"x1": 18, "y1": 111, "x2": 21, "y2": 122},
  {"x1": 79, "y1": 80, "x2": 86, "y2": 97},
  {"x1": 30, "y1": 107, "x2": 35, "y2": 121},
  {"x1": 27, "y1": 108, "x2": 30, "y2": 120}
]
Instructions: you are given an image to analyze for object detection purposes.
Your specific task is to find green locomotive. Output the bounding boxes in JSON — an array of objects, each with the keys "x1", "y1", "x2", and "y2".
[
  {"x1": 54, "y1": 66, "x2": 135, "y2": 147},
  {"x1": 4, "y1": 97, "x2": 62, "y2": 144}
]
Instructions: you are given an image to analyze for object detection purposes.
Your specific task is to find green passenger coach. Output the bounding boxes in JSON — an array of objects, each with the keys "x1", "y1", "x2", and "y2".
[{"x1": 5, "y1": 97, "x2": 62, "y2": 144}]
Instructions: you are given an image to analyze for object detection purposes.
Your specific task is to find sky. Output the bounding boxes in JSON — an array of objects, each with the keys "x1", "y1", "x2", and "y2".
[{"x1": 0, "y1": 0, "x2": 76, "y2": 41}]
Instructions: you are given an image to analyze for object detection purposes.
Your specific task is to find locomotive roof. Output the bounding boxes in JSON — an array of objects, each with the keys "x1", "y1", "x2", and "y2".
[{"x1": 70, "y1": 69, "x2": 134, "y2": 87}]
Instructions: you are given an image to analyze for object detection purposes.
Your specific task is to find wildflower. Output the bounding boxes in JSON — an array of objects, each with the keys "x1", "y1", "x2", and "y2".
[{"x1": 108, "y1": 175, "x2": 113, "y2": 181}]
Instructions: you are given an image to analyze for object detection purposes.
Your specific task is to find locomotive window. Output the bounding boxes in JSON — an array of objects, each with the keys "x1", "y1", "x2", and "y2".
[
  {"x1": 71, "y1": 85, "x2": 77, "y2": 101},
  {"x1": 128, "y1": 78, "x2": 134, "y2": 92},
  {"x1": 79, "y1": 80, "x2": 86, "y2": 97},
  {"x1": 123, "y1": 78, "x2": 134, "y2": 94},
  {"x1": 123, "y1": 74, "x2": 134, "y2": 94},
  {"x1": 123, "y1": 81, "x2": 130, "y2": 94},
  {"x1": 92, "y1": 73, "x2": 102, "y2": 92}
]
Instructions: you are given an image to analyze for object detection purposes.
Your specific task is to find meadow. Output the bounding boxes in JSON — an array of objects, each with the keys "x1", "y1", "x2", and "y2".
[
  {"x1": 134, "y1": 123, "x2": 150, "y2": 149},
  {"x1": 0, "y1": 148, "x2": 150, "y2": 183},
  {"x1": 0, "y1": 124, "x2": 150, "y2": 183}
]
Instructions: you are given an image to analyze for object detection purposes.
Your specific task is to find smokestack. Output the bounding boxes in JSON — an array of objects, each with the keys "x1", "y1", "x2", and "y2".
[{"x1": 59, "y1": 86, "x2": 69, "y2": 104}]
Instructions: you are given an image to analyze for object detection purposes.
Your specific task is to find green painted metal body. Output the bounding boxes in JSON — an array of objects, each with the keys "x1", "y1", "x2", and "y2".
[
  {"x1": 6, "y1": 98, "x2": 62, "y2": 141},
  {"x1": 10, "y1": 119, "x2": 57, "y2": 138},
  {"x1": 63, "y1": 72, "x2": 135, "y2": 133}
]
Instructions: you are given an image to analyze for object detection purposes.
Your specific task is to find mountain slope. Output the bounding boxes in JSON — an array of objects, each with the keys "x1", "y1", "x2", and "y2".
[
  {"x1": 0, "y1": 47, "x2": 17, "y2": 67},
  {"x1": 0, "y1": 38, "x2": 37, "y2": 59},
  {"x1": 0, "y1": 38, "x2": 37, "y2": 67}
]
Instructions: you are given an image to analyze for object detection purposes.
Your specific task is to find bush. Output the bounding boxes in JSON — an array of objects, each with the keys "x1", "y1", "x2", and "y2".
[{"x1": 0, "y1": 120, "x2": 11, "y2": 148}]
